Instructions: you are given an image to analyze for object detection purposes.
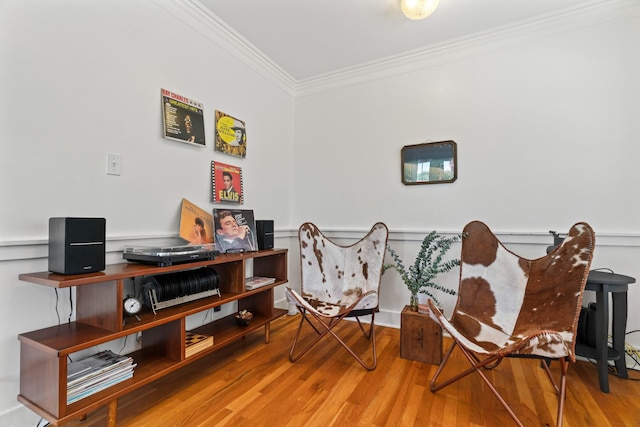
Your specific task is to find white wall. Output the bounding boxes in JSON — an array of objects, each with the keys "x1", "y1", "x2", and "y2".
[
  {"x1": 293, "y1": 15, "x2": 640, "y2": 232},
  {"x1": 1, "y1": 0, "x2": 639, "y2": 425},
  {"x1": 0, "y1": 1, "x2": 294, "y2": 239},
  {"x1": 0, "y1": 1, "x2": 294, "y2": 424},
  {"x1": 292, "y1": 8, "x2": 640, "y2": 355}
]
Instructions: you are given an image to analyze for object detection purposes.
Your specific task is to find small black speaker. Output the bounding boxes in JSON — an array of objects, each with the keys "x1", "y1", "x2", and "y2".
[
  {"x1": 577, "y1": 302, "x2": 598, "y2": 349},
  {"x1": 255, "y1": 220, "x2": 274, "y2": 250},
  {"x1": 48, "y1": 217, "x2": 106, "y2": 275}
]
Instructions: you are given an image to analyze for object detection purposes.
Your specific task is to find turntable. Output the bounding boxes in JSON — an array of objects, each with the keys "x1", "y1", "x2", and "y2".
[{"x1": 123, "y1": 244, "x2": 217, "y2": 267}]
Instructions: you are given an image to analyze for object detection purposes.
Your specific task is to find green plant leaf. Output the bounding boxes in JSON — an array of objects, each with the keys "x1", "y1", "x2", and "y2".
[{"x1": 385, "y1": 231, "x2": 464, "y2": 308}]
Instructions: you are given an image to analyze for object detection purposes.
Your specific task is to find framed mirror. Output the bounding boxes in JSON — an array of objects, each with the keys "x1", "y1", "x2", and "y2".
[{"x1": 401, "y1": 140, "x2": 457, "y2": 185}]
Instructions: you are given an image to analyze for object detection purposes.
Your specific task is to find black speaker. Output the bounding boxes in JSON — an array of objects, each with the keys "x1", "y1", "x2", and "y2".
[
  {"x1": 577, "y1": 302, "x2": 597, "y2": 348},
  {"x1": 48, "y1": 217, "x2": 106, "y2": 275},
  {"x1": 255, "y1": 220, "x2": 274, "y2": 250}
]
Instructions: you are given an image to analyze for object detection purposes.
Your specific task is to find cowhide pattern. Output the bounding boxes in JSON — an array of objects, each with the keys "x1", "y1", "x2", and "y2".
[
  {"x1": 285, "y1": 222, "x2": 388, "y2": 318},
  {"x1": 429, "y1": 220, "x2": 594, "y2": 361}
]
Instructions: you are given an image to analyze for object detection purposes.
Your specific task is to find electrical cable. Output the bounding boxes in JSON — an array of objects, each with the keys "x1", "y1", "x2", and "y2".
[
  {"x1": 594, "y1": 334, "x2": 640, "y2": 381},
  {"x1": 202, "y1": 307, "x2": 214, "y2": 325},
  {"x1": 591, "y1": 267, "x2": 615, "y2": 274},
  {"x1": 624, "y1": 330, "x2": 640, "y2": 374},
  {"x1": 118, "y1": 334, "x2": 128, "y2": 355},
  {"x1": 54, "y1": 289, "x2": 61, "y2": 324},
  {"x1": 68, "y1": 288, "x2": 73, "y2": 323}
]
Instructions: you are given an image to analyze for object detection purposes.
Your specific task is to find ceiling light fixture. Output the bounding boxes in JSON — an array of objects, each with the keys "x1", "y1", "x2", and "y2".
[{"x1": 400, "y1": 0, "x2": 440, "y2": 20}]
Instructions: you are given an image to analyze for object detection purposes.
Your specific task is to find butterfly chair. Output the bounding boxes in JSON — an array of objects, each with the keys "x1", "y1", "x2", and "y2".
[
  {"x1": 429, "y1": 221, "x2": 594, "y2": 427},
  {"x1": 285, "y1": 222, "x2": 389, "y2": 370}
]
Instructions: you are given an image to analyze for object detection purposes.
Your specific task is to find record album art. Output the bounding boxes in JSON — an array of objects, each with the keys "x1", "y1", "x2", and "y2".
[
  {"x1": 211, "y1": 161, "x2": 243, "y2": 204},
  {"x1": 212, "y1": 209, "x2": 257, "y2": 253},
  {"x1": 215, "y1": 110, "x2": 246, "y2": 158},
  {"x1": 179, "y1": 198, "x2": 214, "y2": 245},
  {"x1": 162, "y1": 88, "x2": 206, "y2": 146}
]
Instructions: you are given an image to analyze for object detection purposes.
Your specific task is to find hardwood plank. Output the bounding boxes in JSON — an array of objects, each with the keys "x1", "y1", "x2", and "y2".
[{"x1": 63, "y1": 315, "x2": 640, "y2": 427}]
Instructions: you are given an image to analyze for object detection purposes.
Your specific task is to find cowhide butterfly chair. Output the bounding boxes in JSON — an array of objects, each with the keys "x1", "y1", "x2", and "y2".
[
  {"x1": 429, "y1": 220, "x2": 594, "y2": 427},
  {"x1": 285, "y1": 222, "x2": 388, "y2": 370}
]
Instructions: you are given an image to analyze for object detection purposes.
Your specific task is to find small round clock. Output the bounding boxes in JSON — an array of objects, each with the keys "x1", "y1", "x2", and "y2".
[{"x1": 123, "y1": 295, "x2": 142, "y2": 316}]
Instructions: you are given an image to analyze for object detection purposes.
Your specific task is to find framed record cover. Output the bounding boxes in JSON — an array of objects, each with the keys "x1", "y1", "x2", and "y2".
[
  {"x1": 161, "y1": 88, "x2": 206, "y2": 146},
  {"x1": 211, "y1": 161, "x2": 243, "y2": 204},
  {"x1": 215, "y1": 110, "x2": 246, "y2": 158},
  {"x1": 179, "y1": 199, "x2": 214, "y2": 245},
  {"x1": 213, "y1": 209, "x2": 257, "y2": 253}
]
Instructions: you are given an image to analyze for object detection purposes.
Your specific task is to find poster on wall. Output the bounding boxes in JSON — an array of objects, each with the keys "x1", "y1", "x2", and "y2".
[
  {"x1": 161, "y1": 88, "x2": 206, "y2": 146},
  {"x1": 211, "y1": 161, "x2": 243, "y2": 204},
  {"x1": 179, "y1": 198, "x2": 215, "y2": 245},
  {"x1": 215, "y1": 110, "x2": 246, "y2": 158},
  {"x1": 213, "y1": 208, "x2": 257, "y2": 253}
]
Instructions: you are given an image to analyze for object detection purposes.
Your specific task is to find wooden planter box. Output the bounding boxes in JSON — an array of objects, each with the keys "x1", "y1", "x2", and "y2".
[{"x1": 400, "y1": 305, "x2": 442, "y2": 365}]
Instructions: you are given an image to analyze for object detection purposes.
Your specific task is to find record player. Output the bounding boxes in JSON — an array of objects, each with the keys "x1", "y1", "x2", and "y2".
[{"x1": 123, "y1": 244, "x2": 217, "y2": 267}]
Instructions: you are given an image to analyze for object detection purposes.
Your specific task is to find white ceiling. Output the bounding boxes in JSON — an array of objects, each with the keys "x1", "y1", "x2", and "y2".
[{"x1": 196, "y1": 0, "x2": 596, "y2": 82}]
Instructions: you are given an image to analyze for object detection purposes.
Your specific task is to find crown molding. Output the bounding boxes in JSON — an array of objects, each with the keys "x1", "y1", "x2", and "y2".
[
  {"x1": 294, "y1": 0, "x2": 640, "y2": 97},
  {"x1": 154, "y1": 0, "x2": 638, "y2": 98},
  {"x1": 154, "y1": 0, "x2": 297, "y2": 96}
]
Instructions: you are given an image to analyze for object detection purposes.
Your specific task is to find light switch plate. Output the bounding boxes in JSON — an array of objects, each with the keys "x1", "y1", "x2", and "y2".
[{"x1": 106, "y1": 153, "x2": 122, "y2": 176}]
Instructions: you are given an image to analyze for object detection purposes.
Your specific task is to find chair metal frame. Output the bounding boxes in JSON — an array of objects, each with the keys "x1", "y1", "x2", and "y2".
[
  {"x1": 429, "y1": 220, "x2": 595, "y2": 427},
  {"x1": 285, "y1": 222, "x2": 388, "y2": 371}
]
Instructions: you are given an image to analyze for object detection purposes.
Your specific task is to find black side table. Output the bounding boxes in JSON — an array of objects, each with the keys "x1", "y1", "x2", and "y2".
[{"x1": 578, "y1": 270, "x2": 636, "y2": 393}]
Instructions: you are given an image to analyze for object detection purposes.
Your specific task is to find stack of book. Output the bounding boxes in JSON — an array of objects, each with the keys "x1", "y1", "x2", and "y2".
[
  {"x1": 67, "y1": 350, "x2": 136, "y2": 404},
  {"x1": 245, "y1": 276, "x2": 276, "y2": 290},
  {"x1": 185, "y1": 331, "x2": 214, "y2": 358}
]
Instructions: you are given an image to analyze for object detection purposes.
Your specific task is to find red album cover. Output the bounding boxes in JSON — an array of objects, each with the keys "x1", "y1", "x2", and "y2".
[{"x1": 211, "y1": 161, "x2": 243, "y2": 204}]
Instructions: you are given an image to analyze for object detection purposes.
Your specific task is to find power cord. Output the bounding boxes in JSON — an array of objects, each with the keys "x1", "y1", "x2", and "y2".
[
  {"x1": 202, "y1": 308, "x2": 213, "y2": 325},
  {"x1": 118, "y1": 335, "x2": 128, "y2": 355},
  {"x1": 591, "y1": 267, "x2": 615, "y2": 274},
  {"x1": 623, "y1": 330, "x2": 640, "y2": 375},
  {"x1": 53, "y1": 289, "x2": 61, "y2": 324},
  {"x1": 68, "y1": 288, "x2": 73, "y2": 323},
  {"x1": 592, "y1": 333, "x2": 640, "y2": 381},
  {"x1": 53, "y1": 288, "x2": 74, "y2": 324}
]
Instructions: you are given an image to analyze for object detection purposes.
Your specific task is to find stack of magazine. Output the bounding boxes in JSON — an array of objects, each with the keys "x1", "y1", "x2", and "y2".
[
  {"x1": 245, "y1": 276, "x2": 276, "y2": 290},
  {"x1": 67, "y1": 350, "x2": 136, "y2": 404}
]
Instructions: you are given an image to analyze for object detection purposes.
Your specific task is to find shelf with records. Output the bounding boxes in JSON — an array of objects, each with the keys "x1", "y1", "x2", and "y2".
[{"x1": 17, "y1": 249, "x2": 288, "y2": 426}]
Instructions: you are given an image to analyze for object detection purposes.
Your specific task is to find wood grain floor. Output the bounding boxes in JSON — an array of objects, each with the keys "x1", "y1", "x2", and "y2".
[{"x1": 64, "y1": 314, "x2": 640, "y2": 427}]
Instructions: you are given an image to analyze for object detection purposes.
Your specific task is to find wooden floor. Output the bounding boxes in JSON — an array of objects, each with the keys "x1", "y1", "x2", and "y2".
[{"x1": 64, "y1": 314, "x2": 640, "y2": 427}]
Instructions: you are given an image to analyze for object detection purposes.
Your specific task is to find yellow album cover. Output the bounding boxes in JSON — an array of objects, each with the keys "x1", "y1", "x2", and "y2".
[{"x1": 215, "y1": 110, "x2": 246, "y2": 158}]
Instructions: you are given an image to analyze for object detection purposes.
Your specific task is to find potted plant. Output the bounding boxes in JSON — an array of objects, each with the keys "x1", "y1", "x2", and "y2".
[{"x1": 385, "y1": 230, "x2": 463, "y2": 312}]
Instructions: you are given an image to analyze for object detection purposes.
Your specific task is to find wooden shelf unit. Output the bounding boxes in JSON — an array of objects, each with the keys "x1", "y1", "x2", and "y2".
[{"x1": 17, "y1": 249, "x2": 288, "y2": 426}]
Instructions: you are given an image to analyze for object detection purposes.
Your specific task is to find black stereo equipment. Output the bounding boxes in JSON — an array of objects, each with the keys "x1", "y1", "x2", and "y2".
[
  {"x1": 255, "y1": 220, "x2": 274, "y2": 250},
  {"x1": 48, "y1": 217, "x2": 106, "y2": 275},
  {"x1": 577, "y1": 302, "x2": 597, "y2": 348},
  {"x1": 123, "y1": 244, "x2": 216, "y2": 267}
]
